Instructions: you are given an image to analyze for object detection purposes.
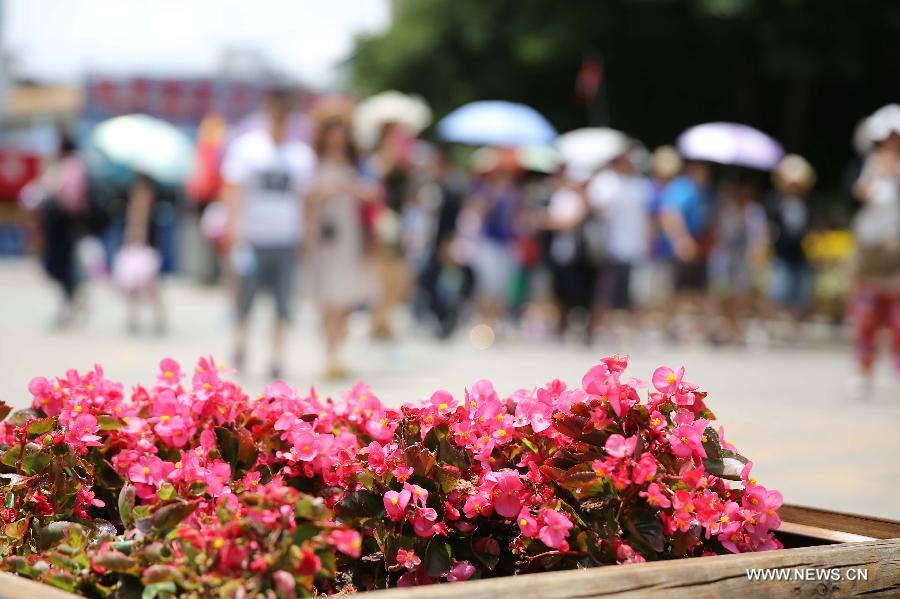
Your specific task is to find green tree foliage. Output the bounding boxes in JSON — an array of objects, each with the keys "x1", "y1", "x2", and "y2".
[{"x1": 350, "y1": 0, "x2": 900, "y2": 200}]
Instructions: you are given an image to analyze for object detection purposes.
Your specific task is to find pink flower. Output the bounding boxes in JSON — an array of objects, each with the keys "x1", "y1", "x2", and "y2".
[
  {"x1": 411, "y1": 507, "x2": 439, "y2": 537},
  {"x1": 631, "y1": 453, "x2": 657, "y2": 484},
  {"x1": 292, "y1": 431, "x2": 318, "y2": 461},
  {"x1": 67, "y1": 413, "x2": 102, "y2": 448},
  {"x1": 652, "y1": 365, "x2": 684, "y2": 394},
  {"x1": 517, "y1": 509, "x2": 538, "y2": 536},
  {"x1": 384, "y1": 489, "x2": 411, "y2": 521},
  {"x1": 203, "y1": 461, "x2": 232, "y2": 497},
  {"x1": 669, "y1": 424, "x2": 707, "y2": 459},
  {"x1": 157, "y1": 358, "x2": 182, "y2": 385},
  {"x1": 538, "y1": 509, "x2": 573, "y2": 550},
  {"x1": 446, "y1": 559, "x2": 476, "y2": 582},
  {"x1": 429, "y1": 390, "x2": 457, "y2": 414},
  {"x1": 463, "y1": 492, "x2": 493, "y2": 519},
  {"x1": 272, "y1": 570, "x2": 295, "y2": 598},
  {"x1": 514, "y1": 398, "x2": 552, "y2": 432},
  {"x1": 329, "y1": 529, "x2": 362, "y2": 558},
  {"x1": 405, "y1": 483, "x2": 429, "y2": 508},
  {"x1": 639, "y1": 483, "x2": 671, "y2": 508},
  {"x1": 486, "y1": 470, "x2": 525, "y2": 518},
  {"x1": 297, "y1": 548, "x2": 322, "y2": 576},
  {"x1": 396, "y1": 548, "x2": 421, "y2": 570},
  {"x1": 605, "y1": 434, "x2": 637, "y2": 458}
]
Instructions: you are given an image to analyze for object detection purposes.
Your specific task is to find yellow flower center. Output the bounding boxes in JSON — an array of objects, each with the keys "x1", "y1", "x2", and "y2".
[
  {"x1": 164, "y1": 371, "x2": 173, "y2": 379},
  {"x1": 519, "y1": 518, "x2": 528, "y2": 526},
  {"x1": 212, "y1": 537, "x2": 224, "y2": 549},
  {"x1": 720, "y1": 515, "x2": 729, "y2": 523},
  {"x1": 438, "y1": 403, "x2": 448, "y2": 411},
  {"x1": 680, "y1": 435, "x2": 688, "y2": 444},
  {"x1": 175, "y1": 461, "x2": 182, "y2": 469},
  {"x1": 143, "y1": 466, "x2": 151, "y2": 475},
  {"x1": 666, "y1": 373, "x2": 676, "y2": 384},
  {"x1": 390, "y1": 497, "x2": 399, "y2": 505},
  {"x1": 74, "y1": 405, "x2": 83, "y2": 413},
  {"x1": 122, "y1": 416, "x2": 130, "y2": 423},
  {"x1": 651, "y1": 418, "x2": 661, "y2": 426},
  {"x1": 203, "y1": 383, "x2": 211, "y2": 390},
  {"x1": 160, "y1": 415, "x2": 170, "y2": 423},
  {"x1": 496, "y1": 429, "x2": 507, "y2": 437}
]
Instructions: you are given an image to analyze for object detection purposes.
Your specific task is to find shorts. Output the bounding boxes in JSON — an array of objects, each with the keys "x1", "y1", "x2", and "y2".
[
  {"x1": 236, "y1": 245, "x2": 297, "y2": 322},
  {"x1": 472, "y1": 239, "x2": 517, "y2": 302},
  {"x1": 769, "y1": 260, "x2": 812, "y2": 310},
  {"x1": 673, "y1": 260, "x2": 708, "y2": 292}
]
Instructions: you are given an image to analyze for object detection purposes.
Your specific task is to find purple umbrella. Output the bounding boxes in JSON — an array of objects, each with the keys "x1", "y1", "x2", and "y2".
[{"x1": 677, "y1": 122, "x2": 784, "y2": 171}]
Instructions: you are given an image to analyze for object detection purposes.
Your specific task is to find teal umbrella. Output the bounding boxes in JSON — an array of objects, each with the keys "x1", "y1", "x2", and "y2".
[{"x1": 88, "y1": 114, "x2": 195, "y2": 184}]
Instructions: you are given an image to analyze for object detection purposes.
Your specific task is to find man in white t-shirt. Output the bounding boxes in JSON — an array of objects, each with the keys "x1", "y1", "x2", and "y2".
[
  {"x1": 222, "y1": 89, "x2": 317, "y2": 378},
  {"x1": 587, "y1": 152, "x2": 652, "y2": 312}
]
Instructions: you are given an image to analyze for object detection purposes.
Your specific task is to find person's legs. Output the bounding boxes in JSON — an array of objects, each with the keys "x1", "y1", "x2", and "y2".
[
  {"x1": 233, "y1": 260, "x2": 259, "y2": 372},
  {"x1": 850, "y1": 286, "x2": 882, "y2": 377},
  {"x1": 270, "y1": 247, "x2": 296, "y2": 379},
  {"x1": 888, "y1": 293, "x2": 900, "y2": 375}
]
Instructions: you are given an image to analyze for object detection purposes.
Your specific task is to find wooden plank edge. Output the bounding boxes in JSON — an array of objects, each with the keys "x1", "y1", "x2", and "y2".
[
  {"x1": 0, "y1": 571, "x2": 80, "y2": 599},
  {"x1": 366, "y1": 538, "x2": 900, "y2": 599},
  {"x1": 779, "y1": 504, "x2": 900, "y2": 540}
]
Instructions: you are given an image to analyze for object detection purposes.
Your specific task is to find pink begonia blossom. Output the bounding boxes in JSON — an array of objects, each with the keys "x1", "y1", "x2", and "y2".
[
  {"x1": 384, "y1": 489, "x2": 412, "y2": 521},
  {"x1": 396, "y1": 548, "x2": 421, "y2": 570},
  {"x1": 485, "y1": 470, "x2": 525, "y2": 518},
  {"x1": 67, "y1": 413, "x2": 102, "y2": 448},
  {"x1": 538, "y1": 509, "x2": 573, "y2": 550},
  {"x1": 605, "y1": 434, "x2": 637, "y2": 458},
  {"x1": 463, "y1": 492, "x2": 493, "y2": 519},
  {"x1": 329, "y1": 529, "x2": 362, "y2": 558},
  {"x1": 517, "y1": 509, "x2": 539, "y2": 536},
  {"x1": 446, "y1": 559, "x2": 476, "y2": 582},
  {"x1": 652, "y1": 365, "x2": 685, "y2": 394},
  {"x1": 639, "y1": 483, "x2": 671, "y2": 508}
]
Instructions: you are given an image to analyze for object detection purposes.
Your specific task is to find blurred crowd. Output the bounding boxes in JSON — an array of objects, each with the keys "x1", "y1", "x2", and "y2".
[{"x1": 15, "y1": 90, "x2": 900, "y2": 393}]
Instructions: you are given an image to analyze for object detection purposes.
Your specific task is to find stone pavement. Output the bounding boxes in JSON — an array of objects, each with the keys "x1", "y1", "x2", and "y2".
[{"x1": 0, "y1": 258, "x2": 898, "y2": 519}]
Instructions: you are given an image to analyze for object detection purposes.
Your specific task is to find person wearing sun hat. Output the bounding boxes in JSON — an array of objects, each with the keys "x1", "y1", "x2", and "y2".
[
  {"x1": 306, "y1": 96, "x2": 378, "y2": 379},
  {"x1": 766, "y1": 154, "x2": 817, "y2": 327}
]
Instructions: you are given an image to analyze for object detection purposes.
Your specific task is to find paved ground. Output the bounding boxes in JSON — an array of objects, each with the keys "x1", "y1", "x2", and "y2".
[{"x1": 1, "y1": 258, "x2": 898, "y2": 519}]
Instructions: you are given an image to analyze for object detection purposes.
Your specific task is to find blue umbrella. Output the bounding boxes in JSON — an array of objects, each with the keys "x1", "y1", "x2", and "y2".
[{"x1": 437, "y1": 101, "x2": 557, "y2": 146}]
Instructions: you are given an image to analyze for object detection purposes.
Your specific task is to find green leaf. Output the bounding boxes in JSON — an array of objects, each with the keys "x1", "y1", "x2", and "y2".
[
  {"x1": 98, "y1": 415, "x2": 124, "y2": 431},
  {"x1": 89, "y1": 451, "x2": 124, "y2": 490},
  {"x1": 471, "y1": 537, "x2": 501, "y2": 571},
  {"x1": 156, "y1": 482, "x2": 176, "y2": 501},
  {"x1": 142, "y1": 581, "x2": 177, "y2": 599},
  {"x1": 38, "y1": 521, "x2": 89, "y2": 551},
  {"x1": 25, "y1": 417, "x2": 56, "y2": 436},
  {"x1": 92, "y1": 550, "x2": 137, "y2": 572},
  {"x1": 149, "y1": 502, "x2": 197, "y2": 534},
  {"x1": 4, "y1": 518, "x2": 29, "y2": 540},
  {"x1": 424, "y1": 540, "x2": 452, "y2": 578},
  {"x1": 118, "y1": 483, "x2": 136, "y2": 527},
  {"x1": 557, "y1": 465, "x2": 614, "y2": 501},
  {"x1": 404, "y1": 443, "x2": 436, "y2": 477},
  {"x1": 44, "y1": 571, "x2": 78, "y2": 592},
  {"x1": 433, "y1": 464, "x2": 462, "y2": 493},
  {"x1": 0, "y1": 401, "x2": 12, "y2": 422},
  {"x1": 334, "y1": 490, "x2": 385, "y2": 521},
  {"x1": 7, "y1": 409, "x2": 42, "y2": 428},
  {"x1": 624, "y1": 506, "x2": 664, "y2": 555},
  {"x1": 214, "y1": 426, "x2": 259, "y2": 474}
]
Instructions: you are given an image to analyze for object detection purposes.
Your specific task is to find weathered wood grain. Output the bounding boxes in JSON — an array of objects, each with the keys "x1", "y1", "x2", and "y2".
[
  {"x1": 0, "y1": 505, "x2": 896, "y2": 598},
  {"x1": 778, "y1": 504, "x2": 900, "y2": 540},
  {"x1": 0, "y1": 572, "x2": 79, "y2": 599},
  {"x1": 367, "y1": 538, "x2": 900, "y2": 599}
]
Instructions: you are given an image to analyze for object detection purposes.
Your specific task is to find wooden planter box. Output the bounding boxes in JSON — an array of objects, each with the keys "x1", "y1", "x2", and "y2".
[{"x1": 2, "y1": 504, "x2": 898, "y2": 598}]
